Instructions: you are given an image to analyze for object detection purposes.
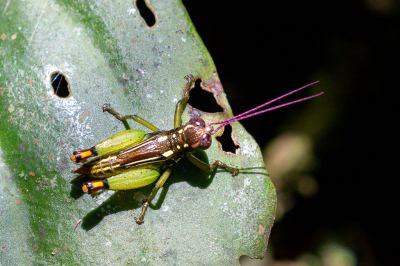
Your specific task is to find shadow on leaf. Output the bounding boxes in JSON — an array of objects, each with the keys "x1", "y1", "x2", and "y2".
[{"x1": 71, "y1": 150, "x2": 217, "y2": 230}]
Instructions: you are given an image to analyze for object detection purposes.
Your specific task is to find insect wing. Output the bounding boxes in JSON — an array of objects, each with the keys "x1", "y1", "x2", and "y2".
[{"x1": 118, "y1": 134, "x2": 169, "y2": 169}]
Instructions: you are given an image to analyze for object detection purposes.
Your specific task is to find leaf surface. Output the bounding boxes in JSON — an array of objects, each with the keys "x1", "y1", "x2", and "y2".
[{"x1": 0, "y1": 0, "x2": 276, "y2": 264}]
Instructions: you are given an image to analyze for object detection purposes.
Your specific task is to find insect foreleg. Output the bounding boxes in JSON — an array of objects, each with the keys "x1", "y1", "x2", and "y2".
[
  {"x1": 187, "y1": 154, "x2": 239, "y2": 176},
  {"x1": 174, "y1": 74, "x2": 195, "y2": 128},
  {"x1": 102, "y1": 103, "x2": 159, "y2": 132},
  {"x1": 135, "y1": 167, "x2": 173, "y2": 224}
]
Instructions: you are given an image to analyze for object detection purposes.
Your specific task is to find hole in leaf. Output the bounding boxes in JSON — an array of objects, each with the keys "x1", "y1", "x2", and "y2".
[
  {"x1": 216, "y1": 124, "x2": 239, "y2": 153},
  {"x1": 50, "y1": 72, "x2": 70, "y2": 98},
  {"x1": 135, "y1": 0, "x2": 156, "y2": 27},
  {"x1": 188, "y1": 79, "x2": 224, "y2": 113}
]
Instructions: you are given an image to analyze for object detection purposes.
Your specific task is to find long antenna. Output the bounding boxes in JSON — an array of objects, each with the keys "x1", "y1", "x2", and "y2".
[
  {"x1": 209, "y1": 82, "x2": 323, "y2": 134},
  {"x1": 51, "y1": 73, "x2": 63, "y2": 95}
]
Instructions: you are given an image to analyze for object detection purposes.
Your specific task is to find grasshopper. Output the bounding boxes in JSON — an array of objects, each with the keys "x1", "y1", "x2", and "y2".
[{"x1": 71, "y1": 75, "x2": 322, "y2": 224}]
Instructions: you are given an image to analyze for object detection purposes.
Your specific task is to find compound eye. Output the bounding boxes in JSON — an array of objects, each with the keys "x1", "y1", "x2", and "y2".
[
  {"x1": 189, "y1": 117, "x2": 206, "y2": 128},
  {"x1": 199, "y1": 133, "x2": 212, "y2": 149}
]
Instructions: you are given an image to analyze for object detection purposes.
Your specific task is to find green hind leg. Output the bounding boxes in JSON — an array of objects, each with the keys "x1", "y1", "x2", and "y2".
[
  {"x1": 82, "y1": 168, "x2": 160, "y2": 194},
  {"x1": 135, "y1": 167, "x2": 173, "y2": 224},
  {"x1": 71, "y1": 129, "x2": 146, "y2": 163},
  {"x1": 83, "y1": 167, "x2": 173, "y2": 224}
]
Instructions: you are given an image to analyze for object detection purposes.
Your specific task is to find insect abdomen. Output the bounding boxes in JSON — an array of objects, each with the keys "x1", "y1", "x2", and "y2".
[{"x1": 89, "y1": 155, "x2": 122, "y2": 177}]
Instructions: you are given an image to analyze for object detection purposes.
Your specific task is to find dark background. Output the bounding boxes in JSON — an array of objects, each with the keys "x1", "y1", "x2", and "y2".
[{"x1": 182, "y1": 0, "x2": 398, "y2": 265}]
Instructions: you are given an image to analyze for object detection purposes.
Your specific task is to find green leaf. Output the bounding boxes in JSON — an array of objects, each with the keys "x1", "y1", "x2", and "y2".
[{"x1": 0, "y1": 0, "x2": 276, "y2": 264}]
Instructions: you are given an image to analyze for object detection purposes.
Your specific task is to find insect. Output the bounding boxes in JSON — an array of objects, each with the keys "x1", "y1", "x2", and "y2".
[{"x1": 71, "y1": 75, "x2": 323, "y2": 224}]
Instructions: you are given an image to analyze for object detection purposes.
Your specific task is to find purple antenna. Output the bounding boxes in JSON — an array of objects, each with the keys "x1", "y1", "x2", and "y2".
[
  {"x1": 209, "y1": 82, "x2": 323, "y2": 134},
  {"x1": 209, "y1": 81, "x2": 319, "y2": 126},
  {"x1": 51, "y1": 72, "x2": 60, "y2": 84},
  {"x1": 51, "y1": 72, "x2": 63, "y2": 95}
]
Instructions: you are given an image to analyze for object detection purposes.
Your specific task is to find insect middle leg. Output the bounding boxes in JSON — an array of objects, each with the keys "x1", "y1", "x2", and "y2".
[
  {"x1": 187, "y1": 153, "x2": 239, "y2": 176},
  {"x1": 102, "y1": 103, "x2": 159, "y2": 132}
]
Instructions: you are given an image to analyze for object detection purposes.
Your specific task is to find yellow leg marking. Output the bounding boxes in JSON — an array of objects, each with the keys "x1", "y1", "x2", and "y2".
[
  {"x1": 81, "y1": 150, "x2": 93, "y2": 159},
  {"x1": 92, "y1": 180, "x2": 104, "y2": 188}
]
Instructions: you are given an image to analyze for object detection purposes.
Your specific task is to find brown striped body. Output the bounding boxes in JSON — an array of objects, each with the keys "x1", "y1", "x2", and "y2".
[{"x1": 73, "y1": 125, "x2": 195, "y2": 177}]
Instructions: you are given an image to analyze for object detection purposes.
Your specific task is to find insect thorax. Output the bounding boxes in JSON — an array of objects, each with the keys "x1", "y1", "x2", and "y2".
[{"x1": 157, "y1": 127, "x2": 192, "y2": 160}]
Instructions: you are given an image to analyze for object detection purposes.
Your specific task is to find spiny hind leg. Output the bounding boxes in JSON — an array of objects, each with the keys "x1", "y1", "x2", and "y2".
[
  {"x1": 187, "y1": 154, "x2": 239, "y2": 176},
  {"x1": 135, "y1": 167, "x2": 173, "y2": 224},
  {"x1": 102, "y1": 103, "x2": 159, "y2": 132}
]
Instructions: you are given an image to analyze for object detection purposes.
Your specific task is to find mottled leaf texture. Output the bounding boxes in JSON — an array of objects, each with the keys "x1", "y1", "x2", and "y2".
[{"x1": 0, "y1": 0, "x2": 276, "y2": 265}]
